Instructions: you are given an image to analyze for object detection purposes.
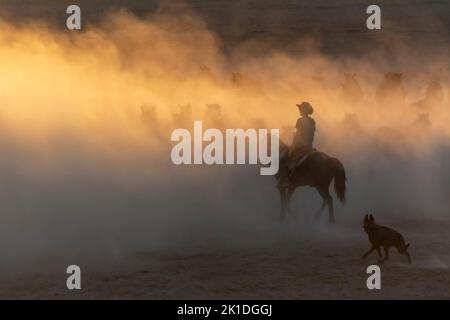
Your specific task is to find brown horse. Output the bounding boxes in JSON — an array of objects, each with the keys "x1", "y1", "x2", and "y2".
[{"x1": 275, "y1": 141, "x2": 347, "y2": 223}]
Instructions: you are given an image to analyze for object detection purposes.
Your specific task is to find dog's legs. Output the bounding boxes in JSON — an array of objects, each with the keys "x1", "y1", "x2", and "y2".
[
  {"x1": 397, "y1": 247, "x2": 412, "y2": 264},
  {"x1": 362, "y1": 246, "x2": 375, "y2": 259},
  {"x1": 379, "y1": 247, "x2": 389, "y2": 264},
  {"x1": 376, "y1": 246, "x2": 382, "y2": 259},
  {"x1": 405, "y1": 252, "x2": 412, "y2": 264}
]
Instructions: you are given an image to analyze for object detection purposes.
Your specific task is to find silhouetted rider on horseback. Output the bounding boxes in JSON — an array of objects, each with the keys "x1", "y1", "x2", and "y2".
[
  {"x1": 293, "y1": 102, "x2": 316, "y2": 151},
  {"x1": 276, "y1": 102, "x2": 346, "y2": 223},
  {"x1": 281, "y1": 102, "x2": 316, "y2": 187}
]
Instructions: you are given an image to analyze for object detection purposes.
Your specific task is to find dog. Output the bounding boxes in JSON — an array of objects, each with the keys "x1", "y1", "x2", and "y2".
[{"x1": 362, "y1": 214, "x2": 411, "y2": 264}]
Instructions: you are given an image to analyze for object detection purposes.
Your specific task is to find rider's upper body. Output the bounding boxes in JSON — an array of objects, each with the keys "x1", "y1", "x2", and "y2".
[{"x1": 293, "y1": 102, "x2": 316, "y2": 150}]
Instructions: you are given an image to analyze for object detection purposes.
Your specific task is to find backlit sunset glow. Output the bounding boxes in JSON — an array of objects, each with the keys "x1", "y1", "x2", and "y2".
[{"x1": 0, "y1": 11, "x2": 447, "y2": 171}]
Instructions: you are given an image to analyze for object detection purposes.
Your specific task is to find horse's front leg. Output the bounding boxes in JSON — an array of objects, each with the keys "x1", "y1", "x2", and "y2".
[
  {"x1": 278, "y1": 186, "x2": 287, "y2": 221},
  {"x1": 286, "y1": 187, "x2": 295, "y2": 217}
]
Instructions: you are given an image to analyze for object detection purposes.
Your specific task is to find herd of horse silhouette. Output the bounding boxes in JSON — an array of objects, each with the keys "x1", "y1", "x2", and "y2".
[{"x1": 154, "y1": 68, "x2": 444, "y2": 264}]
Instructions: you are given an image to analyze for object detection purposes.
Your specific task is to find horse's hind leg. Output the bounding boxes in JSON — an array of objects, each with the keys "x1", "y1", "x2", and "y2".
[
  {"x1": 314, "y1": 198, "x2": 327, "y2": 220},
  {"x1": 317, "y1": 186, "x2": 334, "y2": 224},
  {"x1": 327, "y1": 196, "x2": 335, "y2": 224}
]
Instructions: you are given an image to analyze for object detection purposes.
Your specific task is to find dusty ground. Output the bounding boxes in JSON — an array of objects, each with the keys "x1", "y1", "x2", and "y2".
[
  {"x1": 0, "y1": 0, "x2": 448, "y2": 300},
  {"x1": 2, "y1": 218, "x2": 450, "y2": 299}
]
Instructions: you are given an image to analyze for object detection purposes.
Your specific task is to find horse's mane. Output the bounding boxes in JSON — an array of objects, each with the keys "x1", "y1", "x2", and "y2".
[
  {"x1": 277, "y1": 139, "x2": 290, "y2": 162},
  {"x1": 278, "y1": 139, "x2": 290, "y2": 152}
]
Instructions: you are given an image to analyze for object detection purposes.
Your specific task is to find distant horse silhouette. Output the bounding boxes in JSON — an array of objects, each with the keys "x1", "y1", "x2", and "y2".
[
  {"x1": 375, "y1": 72, "x2": 406, "y2": 105},
  {"x1": 342, "y1": 73, "x2": 364, "y2": 104},
  {"x1": 411, "y1": 80, "x2": 444, "y2": 110},
  {"x1": 275, "y1": 141, "x2": 347, "y2": 223},
  {"x1": 231, "y1": 72, "x2": 265, "y2": 94}
]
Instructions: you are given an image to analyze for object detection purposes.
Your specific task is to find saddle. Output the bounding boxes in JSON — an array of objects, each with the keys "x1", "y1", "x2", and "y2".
[{"x1": 287, "y1": 147, "x2": 317, "y2": 169}]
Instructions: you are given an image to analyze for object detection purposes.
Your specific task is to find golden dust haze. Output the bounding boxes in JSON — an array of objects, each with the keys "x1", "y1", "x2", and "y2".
[
  {"x1": 0, "y1": 9, "x2": 448, "y2": 267},
  {"x1": 0, "y1": 10, "x2": 448, "y2": 168}
]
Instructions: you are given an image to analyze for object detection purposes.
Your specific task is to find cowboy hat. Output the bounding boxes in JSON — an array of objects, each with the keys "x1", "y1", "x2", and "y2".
[{"x1": 296, "y1": 102, "x2": 314, "y2": 115}]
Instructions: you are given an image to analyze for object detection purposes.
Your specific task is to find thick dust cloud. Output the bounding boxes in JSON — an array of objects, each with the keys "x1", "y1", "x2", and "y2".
[{"x1": 0, "y1": 8, "x2": 448, "y2": 268}]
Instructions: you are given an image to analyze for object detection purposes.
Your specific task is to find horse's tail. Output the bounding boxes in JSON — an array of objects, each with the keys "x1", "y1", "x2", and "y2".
[{"x1": 330, "y1": 157, "x2": 346, "y2": 204}]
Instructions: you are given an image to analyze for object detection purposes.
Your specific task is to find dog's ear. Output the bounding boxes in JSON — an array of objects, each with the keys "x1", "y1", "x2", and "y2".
[
  {"x1": 364, "y1": 214, "x2": 368, "y2": 222},
  {"x1": 369, "y1": 214, "x2": 374, "y2": 222}
]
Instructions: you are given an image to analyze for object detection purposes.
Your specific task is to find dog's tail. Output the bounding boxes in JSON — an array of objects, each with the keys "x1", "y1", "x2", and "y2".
[{"x1": 399, "y1": 242, "x2": 410, "y2": 253}]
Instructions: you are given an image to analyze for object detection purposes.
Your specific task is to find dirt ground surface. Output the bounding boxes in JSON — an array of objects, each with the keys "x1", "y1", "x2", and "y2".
[{"x1": 2, "y1": 218, "x2": 449, "y2": 299}]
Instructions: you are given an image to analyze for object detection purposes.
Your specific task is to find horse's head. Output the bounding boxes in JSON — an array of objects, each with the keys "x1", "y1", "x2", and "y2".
[
  {"x1": 385, "y1": 72, "x2": 403, "y2": 82},
  {"x1": 426, "y1": 80, "x2": 444, "y2": 101},
  {"x1": 344, "y1": 73, "x2": 356, "y2": 81},
  {"x1": 231, "y1": 72, "x2": 245, "y2": 85}
]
